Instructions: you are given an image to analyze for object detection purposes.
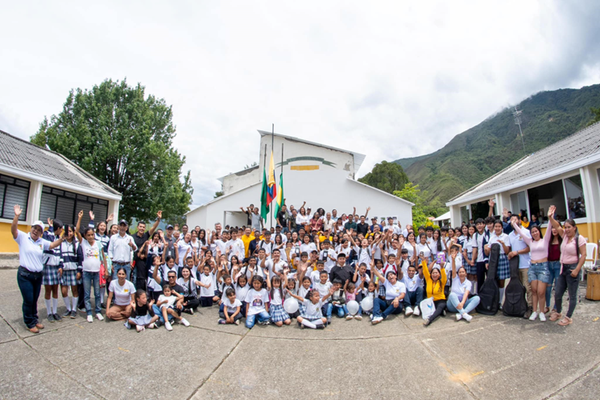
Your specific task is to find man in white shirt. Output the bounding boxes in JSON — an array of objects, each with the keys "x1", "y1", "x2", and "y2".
[
  {"x1": 323, "y1": 213, "x2": 335, "y2": 232},
  {"x1": 262, "y1": 249, "x2": 287, "y2": 278},
  {"x1": 108, "y1": 220, "x2": 137, "y2": 280}
]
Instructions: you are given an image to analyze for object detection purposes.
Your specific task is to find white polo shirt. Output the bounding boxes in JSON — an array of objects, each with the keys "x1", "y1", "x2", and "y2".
[{"x1": 15, "y1": 230, "x2": 51, "y2": 273}]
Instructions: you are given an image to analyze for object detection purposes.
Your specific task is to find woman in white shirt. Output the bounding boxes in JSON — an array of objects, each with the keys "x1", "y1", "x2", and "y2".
[
  {"x1": 447, "y1": 254, "x2": 480, "y2": 322},
  {"x1": 296, "y1": 208, "x2": 310, "y2": 230},
  {"x1": 403, "y1": 232, "x2": 418, "y2": 265},
  {"x1": 416, "y1": 234, "x2": 432, "y2": 265},
  {"x1": 76, "y1": 223, "x2": 108, "y2": 324},
  {"x1": 106, "y1": 268, "x2": 136, "y2": 321}
]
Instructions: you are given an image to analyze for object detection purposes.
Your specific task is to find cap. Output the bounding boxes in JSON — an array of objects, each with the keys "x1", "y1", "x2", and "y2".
[
  {"x1": 276, "y1": 225, "x2": 282, "y2": 228},
  {"x1": 166, "y1": 224, "x2": 174, "y2": 229},
  {"x1": 32, "y1": 220, "x2": 45, "y2": 230},
  {"x1": 388, "y1": 216, "x2": 393, "y2": 220},
  {"x1": 118, "y1": 220, "x2": 128, "y2": 226},
  {"x1": 371, "y1": 216, "x2": 377, "y2": 220}
]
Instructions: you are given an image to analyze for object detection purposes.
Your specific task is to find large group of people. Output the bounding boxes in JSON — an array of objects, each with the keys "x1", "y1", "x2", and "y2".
[{"x1": 12, "y1": 197, "x2": 587, "y2": 333}]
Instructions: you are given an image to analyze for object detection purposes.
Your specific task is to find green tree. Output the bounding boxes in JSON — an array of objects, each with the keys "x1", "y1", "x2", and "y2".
[
  {"x1": 358, "y1": 161, "x2": 409, "y2": 193},
  {"x1": 393, "y1": 182, "x2": 446, "y2": 228},
  {"x1": 589, "y1": 106, "x2": 600, "y2": 126},
  {"x1": 31, "y1": 79, "x2": 193, "y2": 223},
  {"x1": 214, "y1": 191, "x2": 224, "y2": 198}
]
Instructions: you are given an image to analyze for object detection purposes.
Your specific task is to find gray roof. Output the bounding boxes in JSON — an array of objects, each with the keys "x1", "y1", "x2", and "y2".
[
  {"x1": 0, "y1": 129, "x2": 121, "y2": 198},
  {"x1": 447, "y1": 121, "x2": 600, "y2": 206}
]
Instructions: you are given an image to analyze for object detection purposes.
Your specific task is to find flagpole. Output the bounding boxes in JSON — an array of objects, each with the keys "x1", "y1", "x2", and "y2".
[
  {"x1": 270, "y1": 124, "x2": 274, "y2": 229},
  {"x1": 281, "y1": 142, "x2": 284, "y2": 203}
]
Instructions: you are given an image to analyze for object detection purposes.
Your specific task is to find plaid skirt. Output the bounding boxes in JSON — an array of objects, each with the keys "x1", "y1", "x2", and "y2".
[
  {"x1": 497, "y1": 254, "x2": 510, "y2": 280},
  {"x1": 42, "y1": 265, "x2": 60, "y2": 286},
  {"x1": 61, "y1": 270, "x2": 80, "y2": 287},
  {"x1": 269, "y1": 304, "x2": 290, "y2": 323},
  {"x1": 464, "y1": 252, "x2": 477, "y2": 275}
]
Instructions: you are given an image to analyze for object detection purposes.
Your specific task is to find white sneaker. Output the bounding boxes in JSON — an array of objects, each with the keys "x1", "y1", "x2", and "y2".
[
  {"x1": 529, "y1": 312, "x2": 538, "y2": 321},
  {"x1": 165, "y1": 321, "x2": 173, "y2": 331},
  {"x1": 147, "y1": 323, "x2": 157, "y2": 329},
  {"x1": 180, "y1": 318, "x2": 190, "y2": 327},
  {"x1": 87, "y1": 315, "x2": 93, "y2": 323},
  {"x1": 463, "y1": 313, "x2": 472, "y2": 322},
  {"x1": 136, "y1": 325, "x2": 145, "y2": 333},
  {"x1": 413, "y1": 307, "x2": 420, "y2": 316},
  {"x1": 355, "y1": 315, "x2": 362, "y2": 321},
  {"x1": 234, "y1": 319, "x2": 240, "y2": 325},
  {"x1": 346, "y1": 315, "x2": 354, "y2": 320},
  {"x1": 96, "y1": 313, "x2": 104, "y2": 321},
  {"x1": 372, "y1": 316, "x2": 383, "y2": 325},
  {"x1": 456, "y1": 313, "x2": 463, "y2": 321},
  {"x1": 124, "y1": 322, "x2": 131, "y2": 330},
  {"x1": 539, "y1": 312, "x2": 546, "y2": 322},
  {"x1": 405, "y1": 307, "x2": 414, "y2": 316}
]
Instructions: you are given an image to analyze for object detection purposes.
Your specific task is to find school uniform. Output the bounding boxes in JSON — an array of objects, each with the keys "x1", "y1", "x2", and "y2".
[
  {"x1": 177, "y1": 277, "x2": 201, "y2": 310},
  {"x1": 59, "y1": 240, "x2": 81, "y2": 287},
  {"x1": 488, "y1": 233, "x2": 510, "y2": 280},
  {"x1": 42, "y1": 229, "x2": 61, "y2": 286},
  {"x1": 199, "y1": 272, "x2": 215, "y2": 307},
  {"x1": 269, "y1": 289, "x2": 290, "y2": 323}
]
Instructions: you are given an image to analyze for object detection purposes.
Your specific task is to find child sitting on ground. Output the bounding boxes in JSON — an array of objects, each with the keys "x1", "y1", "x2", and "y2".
[
  {"x1": 288, "y1": 288, "x2": 333, "y2": 329},
  {"x1": 126, "y1": 290, "x2": 159, "y2": 332},
  {"x1": 156, "y1": 285, "x2": 190, "y2": 331},
  {"x1": 219, "y1": 288, "x2": 242, "y2": 325}
]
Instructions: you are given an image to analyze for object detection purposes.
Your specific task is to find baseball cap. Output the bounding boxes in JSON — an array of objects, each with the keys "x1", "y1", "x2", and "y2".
[
  {"x1": 118, "y1": 220, "x2": 128, "y2": 226},
  {"x1": 32, "y1": 220, "x2": 45, "y2": 230},
  {"x1": 166, "y1": 224, "x2": 174, "y2": 229}
]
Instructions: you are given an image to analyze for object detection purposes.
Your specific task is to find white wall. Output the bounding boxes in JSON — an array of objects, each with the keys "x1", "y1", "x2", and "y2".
[{"x1": 221, "y1": 167, "x2": 260, "y2": 195}]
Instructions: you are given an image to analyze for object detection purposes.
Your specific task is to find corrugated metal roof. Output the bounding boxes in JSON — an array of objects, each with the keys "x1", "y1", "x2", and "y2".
[
  {"x1": 0, "y1": 129, "x2": 121, "y2": 198},
  {"x1": 447, "y1": 121, "x2": 600, "y2": 206}
]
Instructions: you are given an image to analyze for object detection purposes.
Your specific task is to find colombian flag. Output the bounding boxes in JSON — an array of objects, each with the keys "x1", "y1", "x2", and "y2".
[
  {"x1": 274, "y1": 172, "x2": 284, "y2": 217},
  {"x1": 266, "y1": 151, "x2": 277, "y2": 206}
]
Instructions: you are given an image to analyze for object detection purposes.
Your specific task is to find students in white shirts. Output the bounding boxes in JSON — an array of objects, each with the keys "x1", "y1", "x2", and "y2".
[
  {"x1": 177, "y1": 233, "x2": 193, "y2": 267},
  {"x1": 319, "y1": 240, "x2": 337, "y2": 272},
  {"x1": 262, "y1": 249, "x2": 287, "y2": 278},
  {"x1": 399, "y1": 264, "x2": 423, "y2": 316},
  {"x1": 463, "y1": 225, "x2": 478, "y2": 291},
  {"x1": 416, "y1": 234, "x2": 433, "y2": 265},
  {"x1": 484, "y1": 220, "x2": 512, "y2": 308},
  {"x1": 218, "y1": 288, "x2": 242, "y2": 325},
  {"x1": 258, "y1": 231, "x2": 276, "y2": 260},
  {"x1": 371, "y1": 262, "x2": 406, "y2": 324},
  {"x1": 403, "y1": 232, "x2": 418, "y2": 266},
  {"x1": 300, "y1": 234, "x2": 317, "y2": 255},
  {"x1": 197, "y1": 262, "x2": 217, "y2": 307},
  {"x1": 108, "y1": 220, "x2": 137, "y2": 280},
  {"x1": 447, "y1": 257, "x2": 481, "y2": 322},
  {"x1": 106, "y1": 267, "x2": 136, "y2": 321}
]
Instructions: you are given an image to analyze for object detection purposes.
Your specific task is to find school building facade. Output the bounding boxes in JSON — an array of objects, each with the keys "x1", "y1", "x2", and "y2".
[
  {"x1": 0, "y1": 129, "x2": 122, "y2": 252},
  {"x1": 446, "y1": 122, "x2": 600, "y2": 245}
]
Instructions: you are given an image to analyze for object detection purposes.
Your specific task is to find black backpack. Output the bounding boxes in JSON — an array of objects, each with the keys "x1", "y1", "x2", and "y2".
[
  {"x1": 502, "y1": 256, "x2": 527, "y2": 317},
  {"x1": 476, "y1": 243, "x2": 500, "y2": 315}
]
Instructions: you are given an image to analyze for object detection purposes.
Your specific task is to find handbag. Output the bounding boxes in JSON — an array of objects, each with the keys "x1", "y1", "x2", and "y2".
[{"x1": 419, "y1": 297, "x2": 435, "y2": 321}]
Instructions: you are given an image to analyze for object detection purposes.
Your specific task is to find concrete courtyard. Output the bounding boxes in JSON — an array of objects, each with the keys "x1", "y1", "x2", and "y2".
[{"x1": 0, "y1": 267, "x2": 599, "y2": 400}]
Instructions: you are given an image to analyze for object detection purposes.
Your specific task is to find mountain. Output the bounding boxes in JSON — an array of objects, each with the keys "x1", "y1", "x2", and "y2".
[{"x1": 394, "y1": 84, "x2": 600, "y2": 204}]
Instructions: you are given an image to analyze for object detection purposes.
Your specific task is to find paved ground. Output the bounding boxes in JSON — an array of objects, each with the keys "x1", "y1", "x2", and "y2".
[{"x1": 0, "y1": 268, "x2": 599, "y2": 400}]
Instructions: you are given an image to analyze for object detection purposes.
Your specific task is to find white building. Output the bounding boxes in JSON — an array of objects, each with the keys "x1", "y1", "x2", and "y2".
[{"x1": 186, "y1": 130, "x2": 413, "y2": 229}]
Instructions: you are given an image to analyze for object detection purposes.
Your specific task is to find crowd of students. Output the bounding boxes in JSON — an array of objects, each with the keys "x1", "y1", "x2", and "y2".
[{"x1": 12, "y1": 198, "x2": 587, "y2": 333}]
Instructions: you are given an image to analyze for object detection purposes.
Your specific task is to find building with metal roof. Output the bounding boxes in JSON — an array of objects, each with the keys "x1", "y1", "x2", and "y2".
[
  {"x1": 446, "y1": 122, "x2": 600, "y2": 244},
  {"x1": 186, "y1": 130, "x2": 413, "y2": 229},
  {"x1": 0, "y1": 129, "x2": 122, "y2": 252}
]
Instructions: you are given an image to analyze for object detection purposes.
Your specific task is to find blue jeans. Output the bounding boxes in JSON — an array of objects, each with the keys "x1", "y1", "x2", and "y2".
[
  {"x1": 528, "y1": 262, "x2": 551, "y2": 284},
  {"x1": 152, "y1": 304, "x2": 174, "y2": 324},
  {"x1": 17, "y1": 267, "x2": 43, "y2": 328},
  {"x1": 554, "y1": 263, "x2": 581, "y2": 318},
  {"x1": 403, "y1": 287, "x2": 424, "y2": 309},
  {"x1": 546, "y1": 261, "x2": 561, "y2": 307},
  {"x1": 373, "y1": 298, "x2": 403, "y2": 319},
  {"x1": 447, "y1": 293, "x2": 480, "y2": 315},
  {"x1": 333, "y1": 304, "x2": 347, "y2": 317},
  {"x1": 83, "y1": 271, "x2": 101, "y2": 315},
  {"x1": 245, "y1": 310, "x2": 270, "y2": 328},
  {"x1": 321, "y1": 303, "x2": 333, "y2": 319},
  {"x1": 112, "y1": 262, "x2": 131, "y2": 280}
]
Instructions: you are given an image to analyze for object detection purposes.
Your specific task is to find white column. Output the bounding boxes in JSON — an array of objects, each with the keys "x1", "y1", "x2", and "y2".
[
  {"x1": 580, "y1": 166, "x2": 599, "y2": 224},
  {"x1": 27, "y1": 181, "x2": 43, "y2": 224},
  {"x1": 449, "y1": 205, "x2": 461, "y2": 227},
  {"x1": 108, "y1": 200, "x2": 120, "y2": 224}
]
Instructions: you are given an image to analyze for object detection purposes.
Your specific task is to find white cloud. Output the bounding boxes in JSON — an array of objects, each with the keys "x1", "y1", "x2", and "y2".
[{"x1": 1, "y1": 0, "x2": 599, "y2": 207}]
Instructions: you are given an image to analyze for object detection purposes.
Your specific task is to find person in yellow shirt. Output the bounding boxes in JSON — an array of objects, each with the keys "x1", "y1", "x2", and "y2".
[
  {"x1": 240, "y1": 227, "x2": 255, "y2": 259},
  {"x1": 421, "y1": 258, "x2": 447, "y2": 327}
]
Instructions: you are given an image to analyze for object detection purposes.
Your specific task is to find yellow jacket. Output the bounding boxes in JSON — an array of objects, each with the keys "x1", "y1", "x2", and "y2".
[{"x1": 421, "y1": 260, "x2": 447, "y2": 301}]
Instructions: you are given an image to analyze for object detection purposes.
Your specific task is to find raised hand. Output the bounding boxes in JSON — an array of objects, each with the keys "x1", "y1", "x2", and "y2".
[
  {"x1": 78, "y1": 210, "x2": 84, "y2": 219},
  {"x1": 89, "y1": 211, "x2": 95, "y2": 220},
  {"x1": 157, "y1": 210, "x2": 163, "y2": 219},
  {"x1": 488, "y1": 199, "x2": 495, "y2": 208},
  {"x1": 548, "y1": 205, "x2": 556, "y2": 219},
  {"x1": 13, "y1": 204, "x2": 22, "y2": 218},
  {"x1": 107, "y1": 213, "x2": 114, "y2": 222},
  {"x1": 47, "y1": 218, "x2": 53, "y2": 227}
]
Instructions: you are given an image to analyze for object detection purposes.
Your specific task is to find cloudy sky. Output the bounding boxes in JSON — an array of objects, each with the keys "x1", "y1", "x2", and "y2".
[{"x1": 2, "y1": 1, "x2": 600, "y2": 206}]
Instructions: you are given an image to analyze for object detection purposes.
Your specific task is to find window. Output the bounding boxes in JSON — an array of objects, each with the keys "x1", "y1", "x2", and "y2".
[
  {"x1": 564, "y1": 174, "x2": 586, "y2": 219},
  {"x1": 0, "y1": 175, "x2": 30, "y2": 221},
  {"x1": 510, "y1": 191, "x2": 528, "y2": 217},
  {"x1": 39, "y1": 186, "x2": 108, "y2": 226},
  {"x1": 460, "y1": 206, "x2": 470, "y2": 224},
  {"x1": 470, "y1": 200, "x2": 492, "y2": 220},
  {"x1": 527, "y1": 180, "x2": 565, "y2": 222}
]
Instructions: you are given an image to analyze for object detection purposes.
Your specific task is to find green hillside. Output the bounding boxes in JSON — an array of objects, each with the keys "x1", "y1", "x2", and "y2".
[{"x1": 394, "y1": 84, "x2": 600, "y2": 204}]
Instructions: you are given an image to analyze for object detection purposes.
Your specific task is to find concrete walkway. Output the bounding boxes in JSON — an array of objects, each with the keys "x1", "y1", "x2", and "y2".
[{"x1": 0, "y1": 268, "x2": 598, "y2": 400}]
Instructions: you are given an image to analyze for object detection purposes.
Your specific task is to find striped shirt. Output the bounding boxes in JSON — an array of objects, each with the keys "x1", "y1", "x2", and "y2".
[{"x1": 60, "y1": 240, "x2": 80, "y2": 271}]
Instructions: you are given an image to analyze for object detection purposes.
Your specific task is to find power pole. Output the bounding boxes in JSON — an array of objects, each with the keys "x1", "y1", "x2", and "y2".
[{"x1": 513, "y1": 106, "x2": 525, "y2": 153}]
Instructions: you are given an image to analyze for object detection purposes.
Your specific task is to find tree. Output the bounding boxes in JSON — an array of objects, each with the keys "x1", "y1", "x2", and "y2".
[
  {"x1": 214, "y1": 191, "x2": 224, "y2": 198},
  {"x1": 393, "y1": 182, "x2": 446, "y2": 228},
  {"x1": 31, "y1": 79, "x2": 193, "y2": 223},
  {"x1": 358, "y1": 161, "x2": 409, "y2": 193},
  {"x1": 589, "y1": 106, "x2": 600, "y2": 126}
]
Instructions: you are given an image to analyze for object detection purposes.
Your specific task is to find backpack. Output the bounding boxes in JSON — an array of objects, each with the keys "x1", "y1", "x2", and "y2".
[
  {"x1": 502, "y1": 255, "x2": 527, "y2": 317},
  {"x1": 476, "y1": 243, "x2": 500, "y2": 315}
]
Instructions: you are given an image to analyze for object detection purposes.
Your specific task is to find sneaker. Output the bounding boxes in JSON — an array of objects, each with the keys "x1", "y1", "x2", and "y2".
[
  {"x1": 529, "y1": 312, "x2": 538, "y2": 321},
  {"x1": 70, "y1": 311, "x2": 78, "y2": 319},
  {"x1": 218, "y1": 319, "x2": 226, "y2": 324},
  {"x1": 539, "y1": 312, "x2": 546, "y2": 322},
  {"x1": 53, "y1": 313, "x2": 62, "y2": 321},
  {"x1": 180, "y1": 318, "x2": 190, "y2": 327},
  {"x1": 124, "y1": 322, "x2": 132, "y2": 329},
  {"x1": 62, "y1": 310, "x2": 72, "y2": 318},
  {"x1": 147, "y1": 323, "x2": 157, "y2": 329},
  {"x1": 442, "y1": 309, "x2": 446, "y2": 317},
  {"x1": 165, "y1": 321, "x2": 173, "y2": 331},
  {"x1": 463, "y1": 313, "x2": 472, "y2": 322},
  {"x1": 327, "y1": 317, "x2": 331, "y2": 324},
  {"x1": 235, "y1": 319, "x2": 240, "y2": 325},
  {"x1": 346, "y1": 315, "x2": 354, "y2": 320},
  {"x1": 96, "y1": 313, "x2": 104, "y2": 321},
  {"x1": 299, "y1": 322, "x2": 305, "y2": 329},
  {"x1": 87, "y1": 315, "x2": 93, "y2": 323},
  {"x1": 47, "y1": 314, "x2": 55, "y2": 323},
  {"x1": 355, "y1": 315, "x2": 362, "y2": 321},
  {"x1": 405, "y1": 307, "x2": 414, "y2": 317},
  {"x1": 78, "y1": 307, "x2": 86, "y2": 312},
  {"x1": 136, "y1": 325, "x2": 145, "y2": 333},
  {"x1": 372, "y1": 316, "x2": 383, "y2": 325},
  {"x1": 423, "y1": 318, "x2": 431, "y2": 327},
  {"x1": 263, "y1": 320, "x2": 271, "y2": 326},
  {"x1": 316, "y1": 323, "x2": 325, "y2": 329},
  {"x1": 456, "y1": 313, "x2": 463, "y2": 321},
  {"x1": 413, "y1": 307, "x2": 420, "y2": 316},
  {"x1": 189, "y1": 308, "x2": 194, "y2": 315}
]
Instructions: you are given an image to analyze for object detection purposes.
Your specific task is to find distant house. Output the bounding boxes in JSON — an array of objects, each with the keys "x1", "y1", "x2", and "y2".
[
  {"x1": 186, "y1": 130, "x2": 413, "y2": 229},
  {"x1": 446, "y1": 122, "x2": 600, "y2": 244},
  {"x1": 0, "y1": 129, "x2": 122, "y2": 252}
]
